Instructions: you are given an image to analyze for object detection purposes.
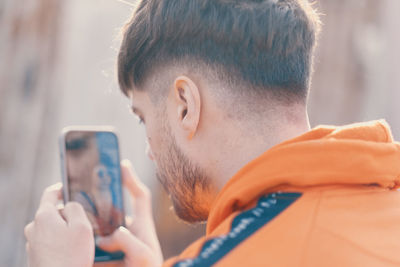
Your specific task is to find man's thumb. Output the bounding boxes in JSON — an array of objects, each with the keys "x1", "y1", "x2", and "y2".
[
  {"x1": 96, "y1": 226, "x2": 137, "y2": 253},
  {"x1": 96, "y1": 226, "x2": 158, "y2": 266}
]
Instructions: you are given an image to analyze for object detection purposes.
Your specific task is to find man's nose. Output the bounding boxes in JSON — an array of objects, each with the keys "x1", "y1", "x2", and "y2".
[{"x1": 146, "y1": 142, "x2": 154, "y2": 161}]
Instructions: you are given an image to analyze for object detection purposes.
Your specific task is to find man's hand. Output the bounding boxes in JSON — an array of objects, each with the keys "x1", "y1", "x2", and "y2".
[
  {"x1": 95, "y1": 160, "x2": 163, "y2": 267},
  {"x1": 24, "y1": 184, "x2": 94, "y2": 267},
  {"x1": 24, "y1": 159, "x2": 163, "y2": 267}
]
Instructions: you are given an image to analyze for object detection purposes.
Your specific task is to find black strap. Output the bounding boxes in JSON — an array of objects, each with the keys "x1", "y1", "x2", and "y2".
[{"x1": 173, "y1": 192, "x2": 302, "y2": 267}]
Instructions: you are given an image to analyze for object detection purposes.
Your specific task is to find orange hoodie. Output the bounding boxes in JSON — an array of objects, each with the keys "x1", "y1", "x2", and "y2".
[{"x1": 164, "y1": 120, "x2": 400, "y2": 267}]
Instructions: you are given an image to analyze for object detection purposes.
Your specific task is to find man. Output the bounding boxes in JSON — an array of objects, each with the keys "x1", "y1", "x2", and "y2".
[{"x1": 24, "y1": 0, "x2": 400, "y2": 266}]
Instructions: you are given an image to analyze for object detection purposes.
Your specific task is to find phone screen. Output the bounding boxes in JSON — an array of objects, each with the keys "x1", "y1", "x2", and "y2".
[{"x1": 62, "y1": 130, "x2": 125, "y2": 261}]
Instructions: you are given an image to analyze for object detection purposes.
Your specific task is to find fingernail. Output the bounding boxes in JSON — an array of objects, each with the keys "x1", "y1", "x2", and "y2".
[
  {"x1": 48, "y1": 183, "x2": 63, "y2": 191},
  {"x1": 118, "y1": 226, "x2": 128, "y2": 233},
  {"x1": 121, "y1": 159, "x2": 131, "y2": 167},
  {"x1": 95, "y1": 236, "x2": 102, "y2": 246}
]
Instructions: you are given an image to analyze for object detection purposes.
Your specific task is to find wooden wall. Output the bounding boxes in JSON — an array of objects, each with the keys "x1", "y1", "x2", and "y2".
[
  {"x1": 0, "y1": 0, "x2": 63, "y2": 266},
  {"x1": 0, "y1": 1, "x2": 399, "y2": 266},
  {"x1": 310, "y1": 0, "x2": 400, "y2": 138}
]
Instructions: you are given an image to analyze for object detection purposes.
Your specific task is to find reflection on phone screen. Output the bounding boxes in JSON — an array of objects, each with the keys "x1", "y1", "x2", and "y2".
[{"x1": 64, "y1": 131, "x2": 125, "y2": 261}]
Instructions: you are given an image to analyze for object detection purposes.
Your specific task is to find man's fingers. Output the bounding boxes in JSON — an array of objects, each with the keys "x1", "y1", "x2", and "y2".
[
  {"x1": 121, "y1": 160, "x2": 149, "y2": 198},
  {"x1": 39, "y1": 183, "x2": 63, "y2": 207},
  {"x1": 24, "y1": 222, "x2": 34, "y2": 241},
  {"x1": 97, "y1": 226, "x2": 163, "y2": 266},
  {"x1": 29, "y1": 184, "x2": 65, "y2": 233},
  {"x1": 96, "y1": 226, "x2": 148, "y2": 255},
  {"x1": 94, "y1": 262, "x2": 123, "y2": 267},
  {"x1": 120, "y1": 161, "x2": 162, "y2": 257},
  {"x1": 63, "y1": 202, "x2": 91, "y2": 230},
  {"x1": 121, "y1": 160, "x2": 152, "y2": 215}
]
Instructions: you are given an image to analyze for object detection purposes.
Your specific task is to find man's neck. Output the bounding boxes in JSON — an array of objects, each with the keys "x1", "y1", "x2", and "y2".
[{"x1": 211, "y1": 111, "x2": 311, "y2": 192}]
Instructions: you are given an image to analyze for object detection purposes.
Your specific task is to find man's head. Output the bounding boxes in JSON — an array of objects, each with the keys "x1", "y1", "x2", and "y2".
[{"x1": 118, "y1": 0, "x2": 320, "y2": 222}]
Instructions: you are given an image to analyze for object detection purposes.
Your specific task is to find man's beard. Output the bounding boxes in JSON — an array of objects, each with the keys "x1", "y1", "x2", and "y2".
[{"x1": 154, "y1": 125, "x2": 211, "y2": 223}]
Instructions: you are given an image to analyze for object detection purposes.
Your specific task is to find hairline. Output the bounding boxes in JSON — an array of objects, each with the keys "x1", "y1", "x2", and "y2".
[{"x1": 124, "y1": 57, "x2": 308, "y2": 111}]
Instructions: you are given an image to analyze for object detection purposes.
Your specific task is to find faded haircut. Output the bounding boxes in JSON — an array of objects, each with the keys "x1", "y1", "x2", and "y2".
[{"x1": 118, "y1": 0, "x2": 321, "y2": 100}]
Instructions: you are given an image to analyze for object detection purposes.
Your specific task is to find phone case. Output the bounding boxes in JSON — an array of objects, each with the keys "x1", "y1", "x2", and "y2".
[{"x1": 59, "y1": 126, "x2": 125, "y2": 262}]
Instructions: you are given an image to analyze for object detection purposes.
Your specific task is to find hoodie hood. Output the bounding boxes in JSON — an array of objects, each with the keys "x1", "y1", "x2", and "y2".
[{"x1": 207, "y1": 120, "x2": 400, "y2": 234}]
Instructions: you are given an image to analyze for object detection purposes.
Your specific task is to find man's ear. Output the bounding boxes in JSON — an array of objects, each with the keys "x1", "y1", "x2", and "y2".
[{"x1": 173, "y1": 76, "x2": 201, "y2": 140}]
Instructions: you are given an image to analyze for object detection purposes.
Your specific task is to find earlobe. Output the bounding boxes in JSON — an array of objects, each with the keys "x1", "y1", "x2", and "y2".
[{"x1": 173, "y1": 76, "x2": 201, "y2": 140}]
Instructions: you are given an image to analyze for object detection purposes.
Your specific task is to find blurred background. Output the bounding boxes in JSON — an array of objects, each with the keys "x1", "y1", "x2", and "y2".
[{"x1": 0, "y1": 0, "x2": 399, "y2": 266}]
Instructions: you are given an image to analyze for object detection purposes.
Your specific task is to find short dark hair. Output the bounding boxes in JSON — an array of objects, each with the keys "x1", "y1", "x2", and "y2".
[{"x1": 118, "y1": 0, "x2": 320, "y2": 99}]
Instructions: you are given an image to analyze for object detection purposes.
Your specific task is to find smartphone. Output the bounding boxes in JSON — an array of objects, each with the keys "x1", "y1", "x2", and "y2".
[{"x1": 59, "y1": 126, "x2": 125, "y2": 262}]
